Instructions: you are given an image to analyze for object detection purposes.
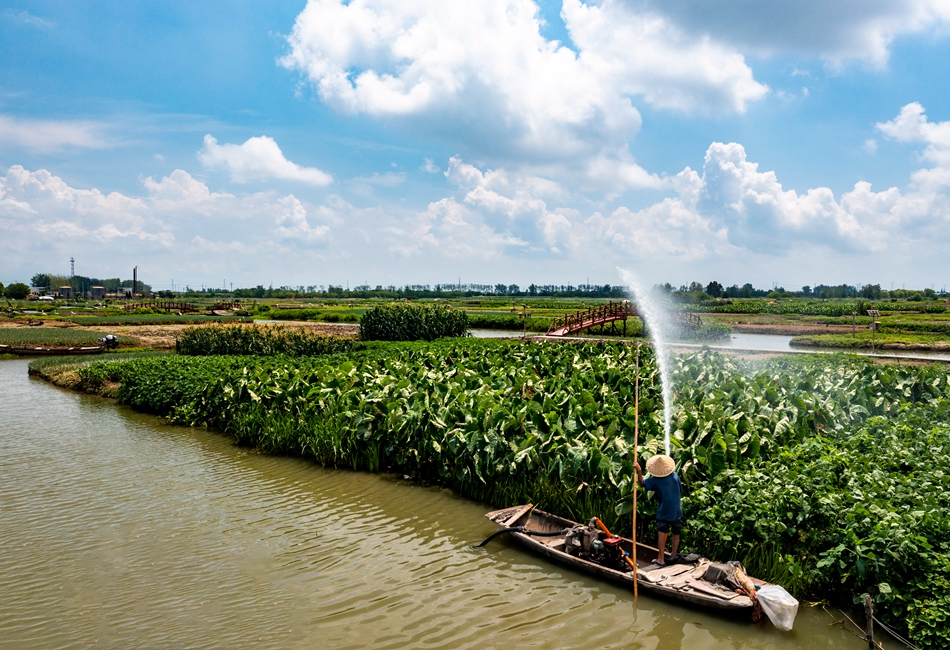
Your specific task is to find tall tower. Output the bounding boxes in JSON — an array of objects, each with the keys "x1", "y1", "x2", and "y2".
[{"x1": 70, "y1": 257, "x2": 75, "y2": 277}]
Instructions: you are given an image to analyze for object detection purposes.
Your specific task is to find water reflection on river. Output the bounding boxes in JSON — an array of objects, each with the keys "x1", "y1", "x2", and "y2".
[{"x1": 0, "y1": 359, "x2": 873, "y2": 649}]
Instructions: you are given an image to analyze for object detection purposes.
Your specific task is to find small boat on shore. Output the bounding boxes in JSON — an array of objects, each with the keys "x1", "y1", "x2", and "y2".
[
  {"x1": 484, "y1": 504, "x2": 766, "y2": 614},
  {"x1": 0, "y1": 344, "x2": 104, "y2": 356}
]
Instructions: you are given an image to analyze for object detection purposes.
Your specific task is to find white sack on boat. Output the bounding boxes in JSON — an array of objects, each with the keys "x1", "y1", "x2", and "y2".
[{"x1": 756, "y1": 585, "x2": 799, "y2": 631}]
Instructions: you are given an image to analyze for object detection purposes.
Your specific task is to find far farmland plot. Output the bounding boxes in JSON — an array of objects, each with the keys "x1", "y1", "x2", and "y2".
[{"x1": 0, "y1": 327, "x2": 135, "y2": 347}]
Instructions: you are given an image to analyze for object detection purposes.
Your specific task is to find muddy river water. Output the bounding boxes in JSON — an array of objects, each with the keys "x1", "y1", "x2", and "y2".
[{"x1": 0, "y1": 358, "x2": 887, "y2": 649}]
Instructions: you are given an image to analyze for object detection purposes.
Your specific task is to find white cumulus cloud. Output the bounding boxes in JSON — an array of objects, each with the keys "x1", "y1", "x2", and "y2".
[
  {"x1": 0, "y1": 166, "x2": 341, "y2": 283},
  {"x1": 281, "y1": 0, "x2": 765, "y2": 180},
  {"x1": 586, "y1": 199, "x2": 729, "y2": 260},
  {"x1": 393, "y1": 101, "x2": 950, "y2": 271},
  {"x1": 592, "y1": 105, "x2": 950, "y2": 261},
  {"x1": 445, "y1": 156, "x2": 580, "y2": 254},
  {"x1": 274, "y1": 196, "x2": 331, "y2": 242},
  {"x1": 876, "y1": 102, "x2": 950, "y2": 166},
  {"x1": 685, "y1": 142, "x2": 886, "y2": 252},
  {"x1": 562, "y1": 0, "x2": 768, "y2": 113},
  {"x1": 198, "y1": 134, "x2": 333, "y2": 186},
  {"x1": 0, "y1": 165, "x2": 154, "y2": 242},
  {"x1": 390, "y1": 197, "x2": 529, "y2": 259},
  {"x1": 623, "y1": 0, "x2": 950, "y2": 67}
]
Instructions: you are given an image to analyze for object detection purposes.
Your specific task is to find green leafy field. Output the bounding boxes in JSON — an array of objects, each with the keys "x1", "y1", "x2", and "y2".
[
  {"x1": 176, "y1": 325, "x2": 360, "y2": 356},
  {"x1": 45, "y1": 340, "x2": 950, "y2": 646},
  {"x1": 66, "y1": 314, "x2": 250, "y2": 326},
  {"x1": 688, "y1": 298, "x2": 946, "y2": 316},
  {"x1": 465, "y1": 312, "x2": 554, "y2": 332},
  {"x1": 267, "y1": 308, "x2": 361, "y2": 322},
  {"x1": 792, "y1": 331, "x2": 950, "y2": 349},
  {"x1": 0, "y1": 327, "x2": 133, "y2": 347}
]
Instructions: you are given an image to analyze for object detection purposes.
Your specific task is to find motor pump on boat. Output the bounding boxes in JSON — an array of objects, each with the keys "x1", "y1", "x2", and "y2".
[{"x1": 564, "y1": 519, "x2": 630, "y2": 571}]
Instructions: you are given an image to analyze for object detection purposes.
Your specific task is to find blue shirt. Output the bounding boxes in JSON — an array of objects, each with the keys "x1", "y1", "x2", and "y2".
[{"x1": 643, "y1": 472, "x2": 682, "y2": 522}]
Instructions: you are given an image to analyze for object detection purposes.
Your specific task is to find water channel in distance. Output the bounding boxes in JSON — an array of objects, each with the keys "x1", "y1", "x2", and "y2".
[
  {"x1": 473, "y1": 328, "x2": 950, "y2": 363},
  {"x1": 677, "y1": 332, "x2": 950, "y2": 362},
  {"x1": 0, "y1": 358, "x2": 896, "y2": 649}
]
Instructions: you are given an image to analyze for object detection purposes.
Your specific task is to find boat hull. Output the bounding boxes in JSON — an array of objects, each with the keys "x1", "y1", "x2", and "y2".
[
  {"x1": 0, "y1": 344, "x2": 104, "y2": 356},
  {"x1": 486, "y1": 505, "x2": 758, "y2": 612}
]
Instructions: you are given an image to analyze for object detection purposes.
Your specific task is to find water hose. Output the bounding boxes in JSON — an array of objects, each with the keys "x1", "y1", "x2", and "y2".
[{"x1": 477, "y1": 526, "x2": 570, "y2": 547}]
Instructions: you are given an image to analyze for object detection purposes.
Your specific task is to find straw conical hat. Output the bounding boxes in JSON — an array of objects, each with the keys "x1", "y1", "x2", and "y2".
[{"x1": 646, "y1": 454, "x2": 675, "y2": 478}]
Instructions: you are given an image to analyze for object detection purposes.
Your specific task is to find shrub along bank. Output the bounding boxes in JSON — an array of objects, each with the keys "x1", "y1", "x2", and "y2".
[
  {"x1": 60, "y1": 341, "x2": 950, "y2": 647},
  {"x1": 359, "y1": 303, "x2": 468, "y2": 341},
  {"x1": 175, "y1": 324, "x2": 361, "y2": 356}
]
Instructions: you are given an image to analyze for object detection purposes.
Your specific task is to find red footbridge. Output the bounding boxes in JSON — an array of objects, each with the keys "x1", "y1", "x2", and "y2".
[
  {"x1": 546, "y1": 301, "x2": 703, "y2": 337},
  {"x1": 123, "y1": 301, "x2": 197, "y2": 313},
  {"x1": 546, "y1": 301, "x2": 638, "y2": 337}
]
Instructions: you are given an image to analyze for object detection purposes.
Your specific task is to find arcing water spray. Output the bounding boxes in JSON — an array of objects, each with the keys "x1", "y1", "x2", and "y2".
[{"x1": 619, "y1": 268, "x2": 672, "y2": 455}]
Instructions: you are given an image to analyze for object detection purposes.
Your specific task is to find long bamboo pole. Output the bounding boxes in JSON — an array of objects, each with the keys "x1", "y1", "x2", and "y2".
[{"x1": 633, "y1": 342, "x2": 640, "y2": 598}]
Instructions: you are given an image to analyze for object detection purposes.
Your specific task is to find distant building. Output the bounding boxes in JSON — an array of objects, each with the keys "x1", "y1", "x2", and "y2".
[
  {"x1": 57, "y1": 286, "x2": 75, "y2": 299},
  {"x1": 90, "y1": 286, "x2": 106, "y2": 299},
  {"x1": 30, "y1": 286, "x2": 50, "y2": 296}
]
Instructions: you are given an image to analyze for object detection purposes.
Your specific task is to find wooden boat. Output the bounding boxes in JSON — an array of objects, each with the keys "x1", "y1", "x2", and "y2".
[
  {"x1": 0, "y1": 344, "x2": 104, "y2": 356},
  {"x1": 486, "y1": 504, "x2": 766, "y2": 613}
]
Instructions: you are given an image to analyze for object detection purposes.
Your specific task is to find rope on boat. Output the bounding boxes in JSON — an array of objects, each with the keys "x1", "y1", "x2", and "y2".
[{"x1": 476, "y1": 527, "x2": 570, "y2": 548}]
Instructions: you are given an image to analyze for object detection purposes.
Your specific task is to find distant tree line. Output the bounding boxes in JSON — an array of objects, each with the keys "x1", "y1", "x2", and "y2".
[
  {"x1": 654, "y1": 281, "x2": 945, "y2": 302},
  {"x1": 7, "y1": 271, "x2": 945, "y2": 303},
  {"x1": 230, "y1": 283, "x2": 628, "y2": 300}
]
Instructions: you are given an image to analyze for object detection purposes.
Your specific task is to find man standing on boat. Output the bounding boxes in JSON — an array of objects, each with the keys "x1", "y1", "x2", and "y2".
[{"x1": 633, "y1": 454, "x2": 682, "y2": 566}]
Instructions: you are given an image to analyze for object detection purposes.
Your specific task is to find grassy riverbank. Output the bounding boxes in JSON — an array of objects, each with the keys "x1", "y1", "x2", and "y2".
[
  {"x1": 792, "y1": 331, "x2": 950, "y2": 351},
  {"x1": 30, "y1": 340, "x2": 950, "y2": 647},
  {"x1": 28, "y1": 350, "x2": 170, "y2": 394}
]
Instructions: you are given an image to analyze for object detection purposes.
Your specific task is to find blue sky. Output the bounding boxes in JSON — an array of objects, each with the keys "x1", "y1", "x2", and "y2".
[{"x1": 2, "y1": 0, "x2": 949, "y2": 291}]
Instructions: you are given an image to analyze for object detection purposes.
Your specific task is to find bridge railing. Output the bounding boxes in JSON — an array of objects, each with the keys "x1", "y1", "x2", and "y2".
[
  {"x1": 123, "y1": 301, "x2": 198, "y2": 313},
  {"x1": 546, "y1": 300, "x2": 634, "y2": 335}
]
